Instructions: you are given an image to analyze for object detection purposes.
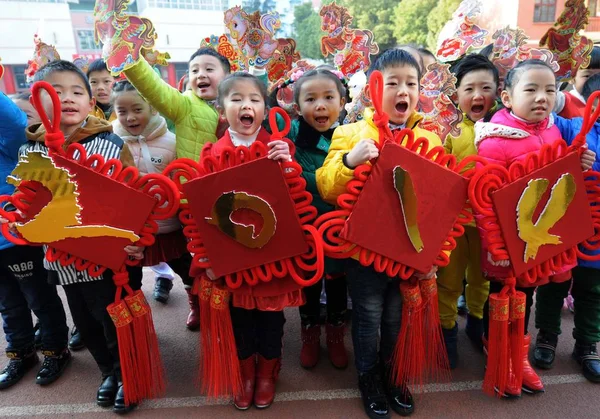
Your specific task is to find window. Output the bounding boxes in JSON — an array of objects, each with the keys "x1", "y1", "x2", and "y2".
[
  {"x1": 174, "y1": 63, "x2": 188, "y2": 85},
  {"x1": 590, "y1": 0, "x2": 600, "y2": 17},
  {"x1": 534, "y1": 0, "x2": 557, "y2": 23},
  {"x1": 77, "y1": 30, "x2": 97, "y2": 51},
  {"x1": 13, "y1": 65, "x2": 29, "y2": 90},
  {"x1": 147, "y1": 0, "x2": 227, "y2": 10}
]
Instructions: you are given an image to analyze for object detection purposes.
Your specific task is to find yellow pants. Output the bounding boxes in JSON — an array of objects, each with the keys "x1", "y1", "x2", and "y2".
[{"x1": 437, "y1": 225, "x2": 490, "y2": 330}]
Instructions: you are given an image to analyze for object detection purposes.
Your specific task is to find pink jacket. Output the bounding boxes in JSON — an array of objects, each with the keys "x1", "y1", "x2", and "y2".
[
  {"x1": 113, "y1": 115, "x2": 180, "y2": 234},
  {"x1": 474, "y1": 108, "x2": 574, "y2": 286}
]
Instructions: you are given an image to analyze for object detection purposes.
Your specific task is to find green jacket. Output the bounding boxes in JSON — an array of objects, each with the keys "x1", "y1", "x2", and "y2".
[
  {"x1": 289, "y1": 118, "x2": 343, "y2": 275},
  {"x1": 124, "y1": 58, "x2": 218, "y2": 160},
  {"x1": 289, "y1": 119, "x2": 335, "y2": 215}
]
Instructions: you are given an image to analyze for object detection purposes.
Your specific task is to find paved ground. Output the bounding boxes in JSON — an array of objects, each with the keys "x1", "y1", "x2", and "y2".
[{"x1": 0, "y1": 269, "x2": 599, "y2": 418}]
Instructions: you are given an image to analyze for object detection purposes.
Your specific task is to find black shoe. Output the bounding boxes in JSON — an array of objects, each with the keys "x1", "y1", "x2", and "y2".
[
  {"x1": 381, "y1": 366, "x2": 414, "y2": 416},
  {"x1": 34, "y1": 323, "x2": 42, "y2": 350},
  {"x1": 153, "y1": 277, "x2": 173, "y2": 304},
  {"x1": 68, "y1": 327, "x2": 85, "y2": 351},
  {"x1": 465, "y1": 315, "x2": 484, "y2": 351},
  {"x1": 534, "y1": 330, "x2": 558, "y2": 370},
  {"x1": 97, "y1": 375, "x2": 119, "y2": 407},
  {"x1": 358, "y1": 371, "x2": 390, "y2": 419},
  {"x1": 113, "y1": 383, "x2": 137, "y2": 414},
  {"x1": 0, "y1": 348, "x2": 39, "y2": 390},
  {"x1": 457, "y1": 294, "x2": 468, "y2": 316},
  {"x1": 35, "y1": 349, "x2": 71, "y2": 385},
  {"x1": 442, "y1": 323, "x2": 458, "y2": 369},
  {"x1": 573, "y1": 341, "x2": 600, "y2": 383}
]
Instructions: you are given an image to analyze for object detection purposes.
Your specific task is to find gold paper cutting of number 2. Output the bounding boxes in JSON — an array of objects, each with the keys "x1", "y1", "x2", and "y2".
[
  {"x1": 7, "y1": 152, "x2": 140, "y2": 243},
  {"x1": 516, "y1": 173, "x2": 576, "y2": 262}
]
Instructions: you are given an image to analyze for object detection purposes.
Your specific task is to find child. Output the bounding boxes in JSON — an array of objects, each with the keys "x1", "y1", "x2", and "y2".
[
  {"x1": 437, "y1": 54, "x2": 497, "y2": 367},
  {"x1": 417, "y1": 47, "x2": 437, "y2": 71},
  {"x1": 0, "y1": 92, "x2": 70, "y2": 390},
  {"x1": 534, "y1": 73, "x2": 600, "y2": 383},
  {"x1": 475, "y1": 59, "x2": 596, "y2": 396},
  {"x1": 555, "y1": 46, "x2": 600, "y2": 118},
  {"x1": 202, "y1": 72, "x2": 298, "y2": 411},
  {"x1": 287, "y1": 68, "x2": 349, "y2": 370},
  {"x1": 124, "y1": 48, "x2": 230, "y2": 160},
  {"x1": 21, "y1": 60, "x2": 140, "y2": 414},
  {"x1": 110, "y1": 79, "x2": 194, "y2": 314},
  {"x1": 317, "y1": 49, "x2": 442, "y2": 419},
  {"x1": 87, "y1": 59, "x2": 116, "y2": 122},
  {"x1": 12, "y1": 93, "x2": 41, "y2": 125}
]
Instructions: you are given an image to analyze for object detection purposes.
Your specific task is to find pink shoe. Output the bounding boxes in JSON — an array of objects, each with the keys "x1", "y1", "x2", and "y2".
[{"x1": 566, "y1": 294, "x2": 574, "y2": 313}]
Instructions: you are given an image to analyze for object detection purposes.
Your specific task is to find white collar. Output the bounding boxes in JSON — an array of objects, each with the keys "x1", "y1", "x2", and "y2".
[{"x1": 229, "y1": 127, "x2": 261, "y2": 147}]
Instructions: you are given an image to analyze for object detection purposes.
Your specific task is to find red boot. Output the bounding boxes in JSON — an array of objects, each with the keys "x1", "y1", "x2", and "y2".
[
  {"x1": 483, "y1": 337, "x2": 521, "y2": 398},
  {"x1": 522, "y1": 334, "x2": 545, "y2": 394},
  {"x1": 300, "y1": 326, "x2": 320, "y2": 369},
  {"x1": 326, "y1": 323, "x2": 348, "y2": 369},
  {"x1": 233, "y1": 355, "x2": 256, "y2": 410},
  {"x1": 185, "y1": 288, "x2": 200, "y2": 331},
  {"x1": 254, "y1": 355, "x2": 280, "y2": 409}
]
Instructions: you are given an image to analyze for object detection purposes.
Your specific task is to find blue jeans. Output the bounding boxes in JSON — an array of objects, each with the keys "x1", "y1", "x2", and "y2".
[
  {"x1": 346, "y1": 258, "x2": 402, "y2": 374},
  {"x1": 0, "y1": 245, "x2": 68, "y2": 352}
]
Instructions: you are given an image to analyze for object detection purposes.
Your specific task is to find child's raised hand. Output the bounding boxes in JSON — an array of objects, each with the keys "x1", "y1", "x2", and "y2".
[
  {"x1": 414, "y1": 265, "x2": 438, "y2": 280},
  {"x1": 487, "y1": 252, "x2": 510, "y2": 268},
  {"x1": 124, "y1": 245, "x2": 145, "y2": 260},
  {"x1": 346, "y1": 139, "x2": 379, "y2": 168},
  {"x1": 580, "y1": 147, "x2": 596, "y2": 171},
  {"x1": 267, "y1": 140, "x2": 291, "y2": 162}
]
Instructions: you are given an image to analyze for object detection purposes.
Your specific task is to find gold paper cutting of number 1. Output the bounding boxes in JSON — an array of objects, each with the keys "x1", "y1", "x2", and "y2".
[{"x1": 393, "y1": 166, "x2": 424, "y2": 253}]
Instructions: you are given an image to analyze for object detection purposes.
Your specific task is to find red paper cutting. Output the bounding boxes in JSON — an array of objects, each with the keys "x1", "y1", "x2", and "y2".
[{"x1": 183, "y1": 157, "x2": 307, "y2": 278}]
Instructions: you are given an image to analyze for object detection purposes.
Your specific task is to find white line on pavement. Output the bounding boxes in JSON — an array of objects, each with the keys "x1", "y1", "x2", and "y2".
[{"x1": 0, "y1": 374, "x2": 588, "y2": 417}]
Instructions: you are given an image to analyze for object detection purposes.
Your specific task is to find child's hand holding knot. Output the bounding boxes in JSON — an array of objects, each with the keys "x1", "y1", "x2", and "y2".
[{"x1": 345, "y1": 139, "x2": 379, "y2": 169}]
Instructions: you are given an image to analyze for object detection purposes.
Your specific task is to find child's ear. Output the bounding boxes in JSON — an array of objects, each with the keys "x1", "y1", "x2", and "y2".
[
  {"x1": 339, "y1": 96, "x2": 346, "y2": 110},
  {"x1": 89, "y1": 96, "x2": 96, "y2": 110},
  {"x1": 500, "y1": 90, "x2": 511, "y2": 109},
  {"x1": 150, "y1": 106, "x2": 158, "y2": 116},
  {"x1": 363, "y1": 84, "x2": 371, "y2": 102},
  {"x1": 293, "y1": 103, "x2": 301, "y2": 116}
]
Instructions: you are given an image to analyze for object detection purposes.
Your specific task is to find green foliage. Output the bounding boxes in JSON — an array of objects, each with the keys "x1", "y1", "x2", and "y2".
[
  {"x1": 339, "y1": 0, "x2": 400, "y2": 50},
  {"x1": 292, "y1": 2, "x2": 323, "y2": 59},
  {"x1": 393, "y1": 0, "x2": 437, "y2": 47},
  {"x1": 426, "y1": 0, "x2": 461, "y2": 51}
]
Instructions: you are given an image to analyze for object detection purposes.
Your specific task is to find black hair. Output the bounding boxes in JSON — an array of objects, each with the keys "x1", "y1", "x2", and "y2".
[
  {"x1": 293, "y1": 68, "x2": 346, "y2": 105},
  {"x1": 217, "y1": 72, "x2": 268, "y2": 109},
  {"x1": 368, "y1": 48, "x2": 422, "y2": 81},
  {"x1": 13, "y1": 92, "x2": 31, "y2": 101},
  {"x1": 110, "y1": 79, "x2": 142, "y2": 105},
  {"x1": 33, "y1": 60, "x2": 92, "y2": 98},
  {"x1": 86, "y1": 59, "x2": 109, "y2": 77},
  {"x1": 418, "y1": 47, "x2": 436, "y2": 61},
  {"x1": 504, "y1": 59, "x2": 555, "y2": 92},
  {"x1": 586, "y1": 46, "x2": 600, "y2": 70},
  {"x1": 583, "y1": 73, "x2": 600, "y2": 101},
  {"x1": 478, "y1": 43, "x2": 494, "y2": 59},
  {"x1": 451, "y1": 54, "x2": 499, "y2": 88},
  {"x1": 189, "y1": 47, "x2": 231, "y2": 74}
]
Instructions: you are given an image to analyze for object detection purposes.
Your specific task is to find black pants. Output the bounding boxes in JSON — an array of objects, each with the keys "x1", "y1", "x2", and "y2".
[
  {"x1": 483, "y1": 280, "x2": 535, "y2": 338},
  {"x1": 59, "y1": 266, "x2": 143, "y2": 379},
  {"x1": 0, "y1": 245, "x2": 68, "y2": 352},
  {"x1": 230, "y1": 306, "x2": 285, "y2": 360},
  {"x1": 299, "y1": 275, "x2": 347, "y2": 327},
  {"x1": 167, "y1": 252, "x2": 193, "y2": 288}
]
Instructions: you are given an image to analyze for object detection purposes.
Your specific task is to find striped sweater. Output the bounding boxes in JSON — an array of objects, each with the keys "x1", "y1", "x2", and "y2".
[{"x1": 21, "y1": 116, "x2": 132, "y2": 285}]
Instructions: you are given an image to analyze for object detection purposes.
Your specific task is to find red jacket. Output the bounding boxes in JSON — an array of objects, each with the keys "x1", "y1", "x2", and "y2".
[
  {"x1": 475, "y1": 109, "x2": 574, "y2": 286},
  {"x1": 202, "y1": 128, "x2": 305, "y2": 310},
  {"x1": 558, "y1": 91, "x2": 586, "y2": 119}
]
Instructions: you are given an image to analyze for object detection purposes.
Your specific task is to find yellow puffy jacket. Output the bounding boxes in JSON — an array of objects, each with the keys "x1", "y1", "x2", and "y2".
[
  {"x1": 316, "y1": 108, "x2": 442, "y2": 205},
  {"x1": 443, "y1": 115, "x2": 476, "y2": 172},
  {"x1": 124, "y1": 58, "x2": 218, "y2": 160}
]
